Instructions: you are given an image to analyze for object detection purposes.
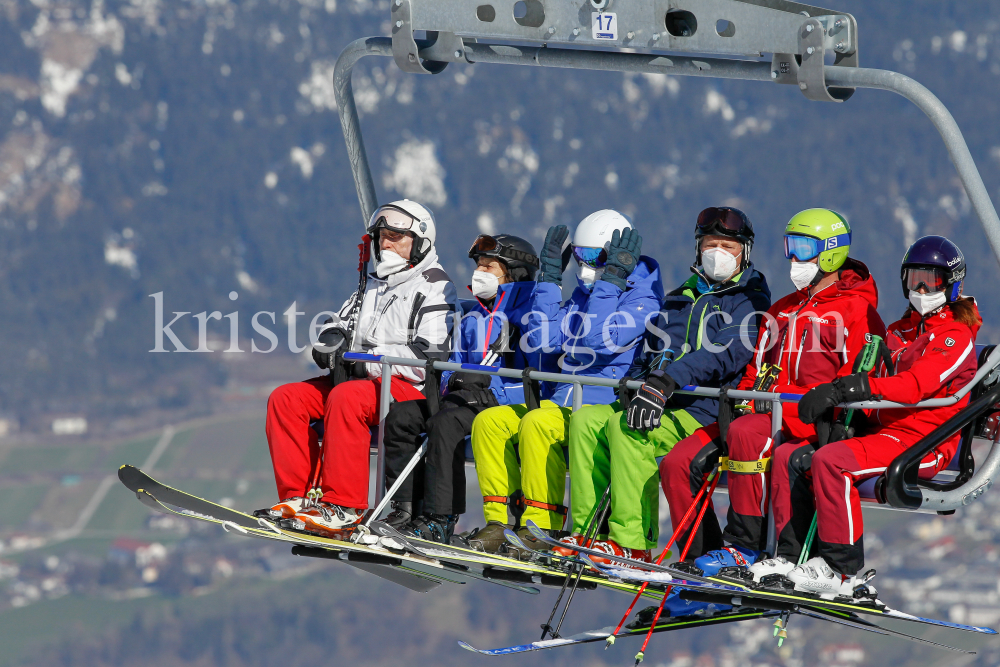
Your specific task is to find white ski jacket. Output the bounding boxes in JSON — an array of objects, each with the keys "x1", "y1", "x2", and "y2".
[{"x1": 328, "y1": 248, "x2": 457, "y2": 388}]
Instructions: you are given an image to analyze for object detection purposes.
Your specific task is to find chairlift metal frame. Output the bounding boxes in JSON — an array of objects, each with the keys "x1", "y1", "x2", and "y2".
[{"x1": 332, "y1": 0, "x2": 1000, "y2": 515}]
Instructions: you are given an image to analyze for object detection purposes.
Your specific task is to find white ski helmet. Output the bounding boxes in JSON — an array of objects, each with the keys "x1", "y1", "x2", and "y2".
[
  {"x1": 574, "y1": 209, "x2": 633, "y2": 249},
  {"x1": 367, "y1": 199, "x2": 437, "y2": 266}
]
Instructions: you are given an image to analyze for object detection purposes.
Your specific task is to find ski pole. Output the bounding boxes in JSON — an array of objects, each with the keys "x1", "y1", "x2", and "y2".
[
  {"x1": 540, "y1": 482, "x2": 612, "y2": 640},
  {"x1": 606, "y1": 465, "x2": 720, "y2": 648},
  {"x1": 634, "y1": 469, "x2": 721, "y2": 666},
  {"x1": 552, "y1": 486, "x2": 614, "y2": 639},
  {"x1": 362, "y1": 437, "x2": 428, "y2": 531}
]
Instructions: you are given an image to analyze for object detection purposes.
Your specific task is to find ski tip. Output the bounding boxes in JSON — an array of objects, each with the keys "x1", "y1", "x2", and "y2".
[
  {"x1": 457, "y1": 641, "x2": 480, "y2": 653},
  {"x1": 503, "y1": 528, "x2": 525, "y2": 549}
]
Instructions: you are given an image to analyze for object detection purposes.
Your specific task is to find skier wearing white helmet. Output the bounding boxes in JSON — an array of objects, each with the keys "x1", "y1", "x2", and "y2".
[
  {"x1": 258, "y1": 200, "x2": 457, "y2": 536},
  {"x1": 467, "y1": 209, "x2": 664, "y2": 554}
]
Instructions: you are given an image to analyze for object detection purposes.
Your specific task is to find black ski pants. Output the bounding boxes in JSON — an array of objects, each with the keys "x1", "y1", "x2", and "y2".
[{"x1": 382, "y1": 395, "x2": 479, "y2": 516}]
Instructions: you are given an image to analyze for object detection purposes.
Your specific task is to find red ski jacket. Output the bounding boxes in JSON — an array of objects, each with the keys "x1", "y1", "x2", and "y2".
[
  {"x1": 739, "y1": 259, "x2": 887, "y2": 439},
  {"x1": 868, "y1": 301, "x2": 982, "y2": 463}
]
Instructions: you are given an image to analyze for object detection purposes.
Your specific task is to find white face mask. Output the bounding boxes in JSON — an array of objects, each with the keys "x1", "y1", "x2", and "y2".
[
  {"x1": 909, "y1": 290, "x2": 947, "y2": 316},
  {"x1": 790, "y1": 260, "x2": 820, "y2": 291},
  {"x1": 701, "y1": 248, "x2": 741, "y2": 283},
  {"x1": 375, "y1": 249, "x2": 408, "y2": 278},
  {"x1": 471, "y1": 271, "x2": 500, "y2": 300},
  {"x1": 577, "y1": 264, "x2": 603, "y2": 288}
]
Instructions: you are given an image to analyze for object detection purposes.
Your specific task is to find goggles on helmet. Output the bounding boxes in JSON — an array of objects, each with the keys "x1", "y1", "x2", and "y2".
[
  {"x1": 573, "y1": 246, "x2": 608, "y2": 268},
  {"x1": 903, "y1": 266, "x2": 947, "y2": 294},
  {"x1": 469, "y1": 235, "x2": 540, "y2": 266},
  {"x1": 697, "y1": 207, "x2": 750, "y2": 235},
  {"x1": 783, "y1": 233, "x2": 851, "y2": 261},
  {"x1": 367, "y1": 205, "x2": 418, "y2": 235}
]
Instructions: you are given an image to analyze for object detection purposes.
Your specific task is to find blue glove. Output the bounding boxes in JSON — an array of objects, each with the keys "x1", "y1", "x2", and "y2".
[
  {"x1": 600, "y1": 228, "x2": 642, "y2": 290},
  {"x1": 538, "y1": 224, "x2": 570, "y2": 285}
]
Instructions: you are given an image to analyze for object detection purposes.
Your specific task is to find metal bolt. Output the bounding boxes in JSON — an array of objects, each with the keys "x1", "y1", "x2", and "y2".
[
  {"x1": 799, "y1": 82, "x2": 808, "y2": 90},
  {"x1": 771, "y1": 70, "x2": 778, "y2": 79},
  {"x1": 572, "y1": 27, "x2": 580, "y2": 36},
  {"x1": 806, "y1": 46, "x2": 815, "y2": 55},
  {"x1": 454, "y1": 50, "x2": 462, "y2": 58},
  {"x1": 395, "y1": 0, "x2": 401, "y2": 5},
  {"x1": 395, "y1": 20, "x2": 403, "y2": 27},
  {"x1": 834, "y1": 18, "x2": 844, "y2": 29},
  {"x1": 548, "y1": 26, "x2": 555, "y2": 34},
  {"x1": 627, "y1": 31, "x2": 635, "y2": 39},
  {"x1": 408, "y1": 53, "x2": 416, "y2": 62},
  {"x1": 652, "y1": 33, "x2": 659, "y2": 40},
  {"x1": 834, "y1": 41, "x2": 846, "y2": 52},
  {"x1": 805, "y1": 24, "x2": 814, "y2": 32}
]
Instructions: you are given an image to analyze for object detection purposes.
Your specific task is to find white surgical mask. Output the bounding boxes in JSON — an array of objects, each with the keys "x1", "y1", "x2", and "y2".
[
  {"x1": 578, "y1": 264, "x2": 603, "y2": 288},
  {"x1": 701, "y1": 248, "x2": 740, "y2": 283},
  {"x1": 375, "y1": 250, "x2": 408, "y2": 278},
  {"x1": 790, "y1": 261, "x2": 820, "y2": 291},
  {"x1": 909, "y1": 290, "x2": 947, "y2": 316},
  {"x1": 471, "y1": 271, "x2": 500, "y2": 300}
]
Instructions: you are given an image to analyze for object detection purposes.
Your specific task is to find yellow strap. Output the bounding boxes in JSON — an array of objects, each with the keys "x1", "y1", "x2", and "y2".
[{"x1": 725, "y1": 456, "x2": 772, "y2": 474}]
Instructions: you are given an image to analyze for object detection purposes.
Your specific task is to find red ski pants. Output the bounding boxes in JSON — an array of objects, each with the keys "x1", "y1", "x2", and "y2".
[
  {"x1": 659, "y1": 422, "x2": 724, "y2": 559},
  {"x1": 771, "y1": 430, "x2": 949, "y2": 574},
  {"x1": 265, "y1": 376, "x2": 424, "y2": 509}
]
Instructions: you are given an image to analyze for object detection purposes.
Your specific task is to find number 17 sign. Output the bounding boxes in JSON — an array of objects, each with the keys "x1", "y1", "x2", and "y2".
[{"x1": 592, "y1": 12, "x2": 618, "y2": 41}]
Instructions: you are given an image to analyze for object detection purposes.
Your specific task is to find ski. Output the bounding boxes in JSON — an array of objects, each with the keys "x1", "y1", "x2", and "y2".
[
  {"x1": 524, "y1": 521, "x2": 743, "y2": 593},
  {"x1": 458, "y1": 609, "x2": 779, "y2": 655},
  {"x1": 502, "y1": 529, "x2": 581, "y2": 567},
  {"x1": 800, "y1": 607, "x2": 973, "y2": 653}
]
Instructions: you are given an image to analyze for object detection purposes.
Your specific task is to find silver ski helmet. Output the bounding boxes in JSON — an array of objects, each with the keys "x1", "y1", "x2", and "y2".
[{"x1": 367, "y1": 199, "x2": 436, "y2": 266}]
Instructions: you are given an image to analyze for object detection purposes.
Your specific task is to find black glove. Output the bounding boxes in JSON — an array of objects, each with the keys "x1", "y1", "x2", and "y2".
[
  {"x1": 447, "y1": 371, "x2": 493, "y2": 393},
  {"x1": 539, "y1": 225, "x2": 570, "y2": 286},
  {"x1": 600, "y1": 228, "x2": 642, "y2": 290},
  {"x1": 626, "y1": 370, "x2": 677, "y2": 431},
  {"x1": 798, "y1": 373, "x2": 871, "y2": 425},
  {"x1": 312, "y1": 327, "x2": 348, "y2": 370}
]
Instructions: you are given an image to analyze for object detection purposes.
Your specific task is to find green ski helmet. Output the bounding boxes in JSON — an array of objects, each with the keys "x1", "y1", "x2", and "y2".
[{"x1": 783, "y1": 208, "x2": 852, "y2": 273}]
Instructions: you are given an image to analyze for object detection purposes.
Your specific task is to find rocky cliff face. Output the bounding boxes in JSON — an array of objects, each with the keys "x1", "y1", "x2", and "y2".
[{"x1": 0, "y1": 1, "x2": 998, "y2": 433}]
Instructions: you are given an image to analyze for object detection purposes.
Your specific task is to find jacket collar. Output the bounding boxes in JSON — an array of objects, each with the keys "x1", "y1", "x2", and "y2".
[{"x1": 369, "y1": 248, "x2": 440, "y2": 288}]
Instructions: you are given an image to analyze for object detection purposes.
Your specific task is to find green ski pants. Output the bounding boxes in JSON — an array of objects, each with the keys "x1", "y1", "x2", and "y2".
[
  {"x1": 470, "y1": 401, "x2": 573, "y2": 531},
  {"x1": 567, "y1": 403, "x2": 702, "y2": 550}
]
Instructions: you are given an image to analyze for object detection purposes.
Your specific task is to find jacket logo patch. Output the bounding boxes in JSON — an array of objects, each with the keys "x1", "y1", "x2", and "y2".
[
  {"x1": 864, "y1": 333, "x2": 873, "y2": 342},
  {"x1": 945, "y1": 337, "x2": 955, "y2": 347}
]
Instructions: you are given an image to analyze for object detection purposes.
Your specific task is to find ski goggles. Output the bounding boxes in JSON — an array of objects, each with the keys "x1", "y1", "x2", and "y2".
[
  {"x1": 468, "y1": 235, "x2": 539, "y2": 267},
  {"x1": 903, "y1": 266, "x2": 947, "y2": 293},
  {"x1": 697, "y1": 206, "x2": 751, "y2": 235},
  {"x1": 367, "y1": 205, "x2": 418, "y2": 235},
  {"x1": 572, "y1": 246, "x2": 608, "y2": 268},
  {"x1": 783, "y1": 233, "x2": 851, "y2": 261}
]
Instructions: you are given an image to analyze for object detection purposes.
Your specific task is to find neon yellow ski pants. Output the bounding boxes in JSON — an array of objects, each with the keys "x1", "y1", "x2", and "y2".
[
  {"x1": 567, "y1": 402, "x2": 702, "y2": 550},
  {"x1": 470, "y1": 401, "x2": 573, "y2": 531}
]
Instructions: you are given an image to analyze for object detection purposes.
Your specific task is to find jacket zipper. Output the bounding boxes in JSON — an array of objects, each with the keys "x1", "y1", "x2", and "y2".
[
  {"x1": 794, "y1": 327, "x2": 808, "y2": 382},
  {"x1": 367, "y1": 293, "x2": 397, "y2": 342}
]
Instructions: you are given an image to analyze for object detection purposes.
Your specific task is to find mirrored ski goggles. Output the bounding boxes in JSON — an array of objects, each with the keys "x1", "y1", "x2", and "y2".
[
  {"x1": 697, "y1": 206, "x2": 750, "y2": 234},
  {"x1": 783, "y1": 233, "x2": 851, "y2": 261},
  {"x1": 573, "y1": 246, "x2": 608, "y2": 268},
  {"x1": 367, "y1": 206, "x2": 418, "y2": 234},
  {"x1": 903, "y1": 267, "x2": 947, "y2": 293}
]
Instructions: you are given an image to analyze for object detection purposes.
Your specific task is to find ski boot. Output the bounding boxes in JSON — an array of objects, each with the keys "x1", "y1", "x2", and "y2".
[
  {"x1": 253, "y1": 497, "x2": 305, "y2": 521},
  {"x1": 749, "y1": 555, "x2": 795, "y2": 583},
  {"x1": 587, "y1": 539, "x2": 651, "y2": 568},
  {"x1": 504, "y1": 526, "x2": 557, "y2": 561},
  {"x1": 382, "y1": 501, "x2": 413, "y2": 531},
  {"x1": 786, "y1": 556, "x2": 856, "y2": 600},
  {"x1": 405, "y1": 514, "x2": 458, "y2": 544},
  {"x1": 467, "y1": 521, "x2": 512, "y2": 554},
  {"x1": 551, "y1": 533, "x2": 585, "y2": 557},
  {"x1": 286, "y1": 502, "x2": 362, "y2": 537},
  {"x1": 692, "y1": 544, "x2": 762, "y2": 577}
]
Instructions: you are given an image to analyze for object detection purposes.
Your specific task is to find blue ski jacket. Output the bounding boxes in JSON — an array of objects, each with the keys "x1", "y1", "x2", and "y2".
[
  {"x1": 629, "y1": 263, "x2": 772, "y2": 426},
  {"x1": 442, "y1": 281, "x2": 539, "y2": 406},
  {"x1": 524, "y1": 257, "x2": 664, "y2": 406}
]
